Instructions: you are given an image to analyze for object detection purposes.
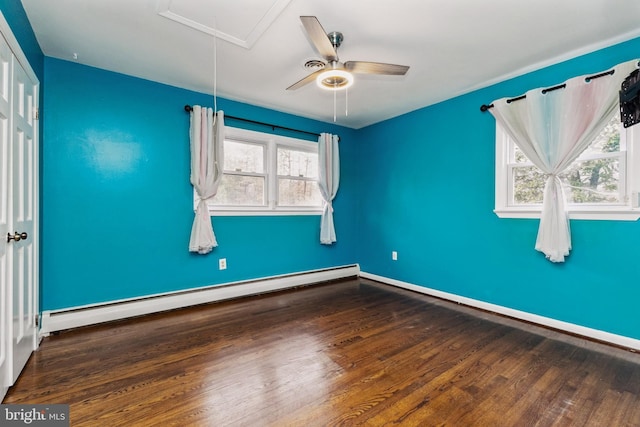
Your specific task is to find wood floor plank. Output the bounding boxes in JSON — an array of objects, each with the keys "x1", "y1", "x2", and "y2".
[{"x1": 4, "y1": 278, "x2": 640, "y2": 426}]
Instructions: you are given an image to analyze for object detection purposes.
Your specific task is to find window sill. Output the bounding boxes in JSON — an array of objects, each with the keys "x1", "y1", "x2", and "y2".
[
  {"x1": 494, "y1": 207, "x2": 640, "y2": 221},
  {"x1": 208, "y1": 207, "x2": 323, "y2": 217}
]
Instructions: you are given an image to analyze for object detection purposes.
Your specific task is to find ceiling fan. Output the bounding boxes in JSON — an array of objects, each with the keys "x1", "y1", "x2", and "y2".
[{"x1": 287, "y1": 16, "x2": 410, "y2": 91}]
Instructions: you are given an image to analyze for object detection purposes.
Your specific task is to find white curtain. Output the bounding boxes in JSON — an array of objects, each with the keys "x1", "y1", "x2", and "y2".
[
  {"x1": 318, "y1": 133, "x2": 340, "y2": 244},
  {"x1": 490, "y1": 60, "x2": 637, "y2": 262},
  {"x1": 189, "y1": 106, "x2": 225, "y2": 254}
]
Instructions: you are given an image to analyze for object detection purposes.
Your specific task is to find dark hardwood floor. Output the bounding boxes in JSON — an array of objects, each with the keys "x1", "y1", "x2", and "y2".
[{"x1": 4, "y1": 278, "x2": 640, "y2": 426}]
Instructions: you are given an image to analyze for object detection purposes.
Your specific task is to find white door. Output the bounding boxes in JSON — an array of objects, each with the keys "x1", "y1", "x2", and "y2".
[
  {"x1": 0, "y1": 30, "x2": 12, "y2": 400},
  {"x1": 0, "y1": 18, "x2": 39, "y2": 400},
  {"x1": 10, "y1": 52, "x2": 37, "y2": 384}
]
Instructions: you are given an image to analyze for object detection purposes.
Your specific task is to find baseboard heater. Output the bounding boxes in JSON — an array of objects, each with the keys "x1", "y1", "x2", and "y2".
[{"x1": 40, "y1": 264, "x2": 360, "y2": 335}]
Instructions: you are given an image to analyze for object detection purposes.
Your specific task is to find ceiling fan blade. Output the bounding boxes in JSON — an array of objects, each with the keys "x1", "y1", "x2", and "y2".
[
  {"x1": 300, "y1": 16, "x2": 338, "y2": 62},
  {"x1": 286, "y1": 69, "x2": 325, "y2": 91},
  {"x1": 345, "y1": 61, "x2": 410, "y2": 75}
]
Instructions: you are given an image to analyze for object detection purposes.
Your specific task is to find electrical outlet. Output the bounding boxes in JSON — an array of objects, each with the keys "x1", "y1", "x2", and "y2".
[
  {"x1": 219, "y1": 258, "x2": 227, "y2": 270},
  {"x1": 392, "y1": 251, "x2": 398, "y2": 261}
]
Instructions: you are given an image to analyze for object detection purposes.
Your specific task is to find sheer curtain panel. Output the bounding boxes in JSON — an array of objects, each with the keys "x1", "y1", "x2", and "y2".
[
  {"x1": 318, "y1": 133, "x2": 340, "y2": 244},
  {"x1": 189, "y1": 106, "x2": 225, "y2": 254},
  {"x1": 490, "y1": 60, "x2": 638, "y2": 262}
]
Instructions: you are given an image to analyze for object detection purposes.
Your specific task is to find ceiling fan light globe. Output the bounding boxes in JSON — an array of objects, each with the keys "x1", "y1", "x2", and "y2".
[{"x1": 316, "y1": 69, "x2": 354, "y2": 91}]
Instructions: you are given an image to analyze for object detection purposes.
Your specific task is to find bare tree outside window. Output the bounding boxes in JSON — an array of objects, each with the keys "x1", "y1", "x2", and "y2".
[
  {"x1": 277, "y1": 147, "x2": 322, "y2": 207},
  {"x1": 215, "y1": 140, "x2": 266, "y2": 206},
  {"x1": 511, "y1": 113, "x2": 624, "y2": 205}
]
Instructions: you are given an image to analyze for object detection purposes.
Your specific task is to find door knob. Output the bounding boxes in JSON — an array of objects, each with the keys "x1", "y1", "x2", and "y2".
[{"x1": 7, "y1": 231, "x2": 27, "y2": 243}]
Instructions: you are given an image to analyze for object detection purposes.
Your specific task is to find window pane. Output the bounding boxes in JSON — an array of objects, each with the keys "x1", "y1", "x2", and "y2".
[
  {"x1": 513, "y1": 166, "x2": 545, "y2": 204},
  {"x1": 514, "y1": 146, "x2": 528, "y2": 163},
  {"x1": 560, "y1": 157, "x2": 621, "y2": 204},
  {"x1": 224, "y1": 140, "x2": 264, "y2": 173},
  {"x1": 580, "y1": 113, "x2": 620, "y2": 157},
  {"x1": 277, "y1": 148, "x2": 318, "y2": 178},
  {"x1": 278, "y1": 178, "x2": 323, "y2": 207},
  {"x1": 510, "y1": 113, "x2": 623, "y2": 206},
  {"x1": 214, "y1": 174, "x2": 265, "y2": 206}
]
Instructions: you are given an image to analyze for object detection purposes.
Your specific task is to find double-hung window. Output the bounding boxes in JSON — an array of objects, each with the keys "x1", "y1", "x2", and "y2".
[
  {"x1": 495, "y1": 111, "x2": 640, "y2": 220},
  {"x1": 199, "y1": 126, "x2": 323, "y2": 215}
]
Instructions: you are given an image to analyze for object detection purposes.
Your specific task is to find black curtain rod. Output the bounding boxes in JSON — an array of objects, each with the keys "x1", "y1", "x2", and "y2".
[
  {"x1": 479, "y1": 68, "x2": 616, "y2": 112},
  {"x1": 184, "y1": 105, "x2": 321, "y2": 139}
]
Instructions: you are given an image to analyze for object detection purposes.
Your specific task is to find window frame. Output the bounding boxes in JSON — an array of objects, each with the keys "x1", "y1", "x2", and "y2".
[
  {"x1": 494, "y1": 117, "x2": 640, "y2": 221},
  {"x1": 195, "y1": 126, "x2": 323, "y2": 216}
]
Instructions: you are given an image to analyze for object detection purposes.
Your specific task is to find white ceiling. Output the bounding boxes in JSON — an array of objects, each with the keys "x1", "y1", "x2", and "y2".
[{"x1": 21, "y1": 0, "x2": 640, "y2": 129}]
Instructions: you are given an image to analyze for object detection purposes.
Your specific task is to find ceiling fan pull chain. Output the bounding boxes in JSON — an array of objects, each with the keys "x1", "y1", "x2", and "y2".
[
  {"x1": 212, "y1": 16, "x2": 218, "y2": 114},
  {"x1": 333, "y1": 89, "x2": 337, "y2": 122},
  {"x1": 346, "y1": 87, "x2": 349, "y2": 117}
]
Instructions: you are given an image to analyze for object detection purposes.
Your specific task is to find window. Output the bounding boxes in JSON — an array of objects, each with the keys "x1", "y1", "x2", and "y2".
[
  {"x1": 495, "y1": 111, "x2": 640, "y2": 220},
  {"x1": 215, "y1": 140, "x2": 266, "y2": 206},
  {"x1": 199, "y1": 126, "x2": 323, "y2": 215},
  {"x1": 276, "y1": 146, "x2": 323, "y2": 207}
]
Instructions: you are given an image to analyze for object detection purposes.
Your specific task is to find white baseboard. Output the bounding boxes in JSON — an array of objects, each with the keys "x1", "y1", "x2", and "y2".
[
  {"x1": 361, "y1": 271, "x2": 640, "y2": 352},
  {"x1": 40, "y1": 264, "x2": 359, "y2": 335},
  {"x1": 41, "y1": 266, "x2": 639, "y2": 352}
]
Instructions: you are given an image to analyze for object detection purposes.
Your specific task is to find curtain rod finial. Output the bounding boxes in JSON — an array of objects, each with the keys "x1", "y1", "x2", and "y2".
[
  {"x1": 480, "y1": 104, "x2": 493, "y2": 112},
  {"x1": 184, "y1": 105, "x2": 192, "y2": 112}
]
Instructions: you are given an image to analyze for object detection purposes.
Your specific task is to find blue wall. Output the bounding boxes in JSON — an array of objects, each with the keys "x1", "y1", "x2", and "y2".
[
  {"x1": 357, "y1": 37, "x2": 640, "y2": 340},
  {"x1": 0, "y1": 3, "x2": 44, "y2": 138},
  {"x1": 0, "y1": 1, "x2": 43, "y2": 78},
  {"x1": 5, "y1": 1, "x2": 640, "y2": 341},
  {"x1": 42, "y1": 58, "x2": 358, "y2": 310}
]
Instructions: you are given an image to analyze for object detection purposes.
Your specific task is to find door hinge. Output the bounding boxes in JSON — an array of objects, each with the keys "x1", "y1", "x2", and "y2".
[
  {"x1": 34, "y1": 107, "x2": 39, "y2": 120},
  {"x1": 35, "y1": 314, "x2": 39, "y2": 327}
]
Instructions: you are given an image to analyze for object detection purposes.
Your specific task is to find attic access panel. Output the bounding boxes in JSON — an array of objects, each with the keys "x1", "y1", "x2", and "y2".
[{"x1": 157, "y1": 0, "x2": 292, "y2": 49}]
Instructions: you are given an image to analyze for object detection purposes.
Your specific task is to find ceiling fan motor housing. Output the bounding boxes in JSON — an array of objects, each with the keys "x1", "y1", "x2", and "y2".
[{"x1": 328, "y1": 31, "x2": 343, "y2": 49}]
